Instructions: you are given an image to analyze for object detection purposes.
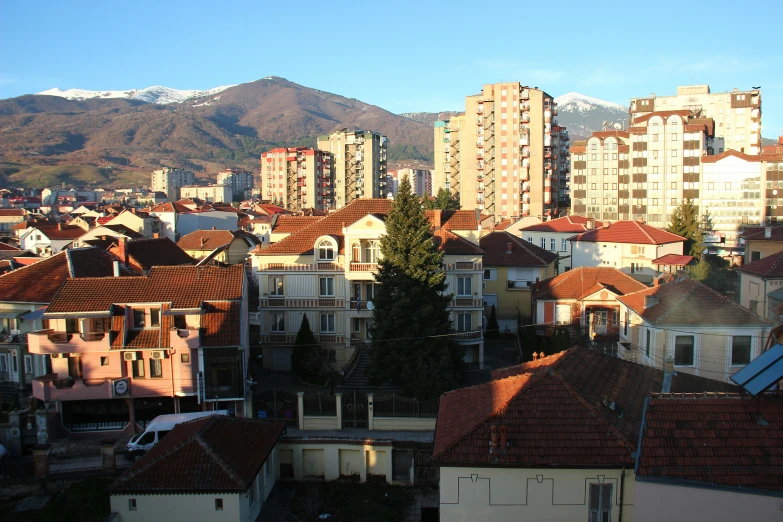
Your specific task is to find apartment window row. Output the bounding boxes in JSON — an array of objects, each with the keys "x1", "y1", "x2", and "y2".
[{"x1": 270, "y1": 312, "x2": 337, "y2": 334}]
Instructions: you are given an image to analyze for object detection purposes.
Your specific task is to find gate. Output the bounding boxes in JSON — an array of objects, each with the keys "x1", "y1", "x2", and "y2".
[
  {"x1": 341, "y1": 391, "x2": 368, "y2": 428},
  {"x1": 254, "y1": 390, "x2": 298, "y2": 426}
]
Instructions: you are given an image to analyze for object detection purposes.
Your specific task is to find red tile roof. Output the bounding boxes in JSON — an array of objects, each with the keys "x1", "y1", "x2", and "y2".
[
  {"x1": 433, "y1": 230, "x2": 483, "y2": 255},
  {"x1": 177, "y1": 230, "x2": 235, "y2": 251},
  {"x1": 150, "y1": 202, "x2": 192, "y2": 213},
  {"x1": 101, "y1": 224, "x2": 144, "y2": 239},
  {"x1": 0, "y1": 242, "x2": 21, "y2": 251},
  {"x1": 492, "y1": 219, "x2": 512, "y2": 231},
  {"x1": 533, "y1": 267, "x2": 647, "y2": 300},
  {"x1": 0, "y1": 248, "x2": 134, "y2": 304},
  {"x1": 617, "y1": 278, "x2": 768, "y2": 326},
  {"x1": 487, "y1": 348, "x2": 740, "y2": 444},
  {"x1": 271, "y1": 215, "x2": 323, "y2": 234},
  {"x1": 521, "y1": 215, "x2": 603, "y2": 233},
  {"x1": 30, "y1": 224, "x2": 85, "y2": 240},
  {"x1": 632, "y1": 110, "x2": 692, "y2": 125},
  {"x1": 737, "y1": 251, "x2": 783, "y2": 278},
  {"x1": 46, "y1": 264, "x2": 245, "y2": 313},
  {"x1": 425, "y1": 210, "x2": 479, "y2": 231},
  {"x1": 0, "y1": 209, "x2": 24, "y2": 217},
  {"x1": 111, "y1": 416, "x2": 285, "y2": 494},
  {"x1": 569, "y1": 220, "x2": 686, "y2": 245},
  {"x1": 433, "y1": 371, "x2": 636, "y2": 467},
  {"x1": 652, "y1": 254, "x2": 695, "y2": 266},
  {"x1": 742, "y1": 225, "x2": 783, "y2": 242},
  {"x1": 479, "y1": 232, "x2": 558, "y2": 267},
  {"x1": 637, "y1": 393, "x2": 783, "y2": 492},
  {"x1": 256, "y1": 203, "x2": 290, "y2": 216},
  {"x1": 96, "y1": 216, "x2": 113, "y2": 225},
  {"x1": 701, "y1": 149, "x2": 766, "y2": 163}
]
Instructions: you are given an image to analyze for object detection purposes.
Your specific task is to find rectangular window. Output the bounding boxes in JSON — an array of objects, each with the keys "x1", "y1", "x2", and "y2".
[
  {"x1": 181, "y1": 353, "x2": 190, "y2": 364},
  {"x1": 100, "y1": 356, "x2": 109, "y2": 366},
  {"x1": 731, "y1": 336, "x2": 752, "y2": 365},
  {"x1": 132, "y1": 358, "x2": 145, "y2": 378},
  {"x1": 589, "y1": 484, "x2": 612, "y2": 522},
  {"x1": 150, "y1": 358, "x2": 163, "y2": 378},
  {"x1": 353, "y1": 318, "x2": 361, "y2": 333},
  {"x1": 457, "y1": 276, "x2": 472, "y2": 296},
  {"x1": 483, "y1": 268, "x2": 497, "y2": 281},
  {"x1": 457, "y1": 313, "x2": 472, "y2": 332},
  {"x1": 646, "y1": 329, "x2": 651, "y2": 357},
  {"x1": 150, "y1": 309, "x2": 161, "y2": 327},
  {"x1": 215, "y1": 499, "x2": 223, "y2": 511},
  {"x1": 24, "y1": 355, "x2": 33, "y2": 374},
  {"x1": 675, "y1": 336, "x2": 695, "y2": 366},
  {"x1": 624, "y1": 311, "x2": 629, "y2": 336},
  {"x1": 270, "y1": 313, "x2": 285, "y2": 333},
  {"x1": 555, "y1": 304, "x2": 570, "y2": 325},
  {"x1": 550, "y1": 238, "x2": 556, "y2": 251},
  {"x1": 540, "y1": 238, "x2": 546, "y2": 249},
  {"x1": 133, "y1": 310, "x2": 145, "y2": 328},
  {"x1": 319, "y1": 277, "x2": 335, "y2": 297},
  {"x1": 320, "y1": 313, "x2": 336, "y2": 333},
  {"x1": 66, "y1": 318, "x2": 79, "y2": 334},
  {"x1": 269, "y1": 276, "x2": 284, "y2": 296},
  {"x1": 129, "y1": 499, "x2": 137, "y2": 511},
  {"x1": 527, "y1": 237, "x2": 533, "y2": 244},
  {"x1": 561, "y1": 239, "x2": 568, "y2": 251}
]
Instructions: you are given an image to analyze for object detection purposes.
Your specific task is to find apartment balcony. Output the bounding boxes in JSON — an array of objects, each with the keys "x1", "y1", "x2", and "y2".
[
  {"x1": 33, "y1": 375, "x2": 115, "y2": 402},
  {"x1": 477, "y1": 162, "x2": 484, "y2": 171},
  {"x1": 476, "y1": 104, "x2": 484, "y2": 114},
  {"x1": 477, "y1": 116, "x2": 484, "y2": 125},
  {"x1": 450, "y1": 298, "x2": 484, "y2": 308},
  {"x1": 261, "y1": 297, "x2": 346, "y2": 308},
  {"x1": 544, "y1": 149, "x2": 553, "y2": 159},
  {"x1": 521, "y1": 114, "x2": 530, "y2": 123},
  {"x1": 445, "y1": 261, "x2": 483, "y2": 271},
  {"x1": 519, "y1": 136, "x2": 529, "y2": 146},
  {"x1": 477, "y1": 187, "x2": 484, "y2": 194},
  {"x1": 521, "y1": 147, "x2": 530, "y2": 158},
  {"x1": 520, "y1": 101, "x2": 530, "y2": 110},
  {"x1": 545, "y1": 162, "x2": 553, "y2": 170},
  {"x1": 257, "y1": 262, "x2": 343, "y2": 272},
  {"x1": 28, "y1": 330, "x2": 111, "y2": 355},
  {"x1": 454, "y1": 330, "x2": 483, "y2": 343},
  {"x1": 520, "y1": 89, "x2": 529, "y2": 100}
]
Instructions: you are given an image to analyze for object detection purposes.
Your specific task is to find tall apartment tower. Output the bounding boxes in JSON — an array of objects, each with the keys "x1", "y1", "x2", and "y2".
[
  {"x1": 630, "y1": 85, "x2": 761, "y2": 154},
  {"x1": 388, "y1": 168, "x2": 432, "y2": 197},
  {"x1": 217, "y1": 169, "x2": 255, "y2": 200},
  {"x1": 151, "y1": 167, "x2": 195, "y2": 201},
  {"x1": 433, "y1": 83, "x2": 564, "y2": 221},
  {"x1": 260, "y1": 147, "x2": 333, "y2": 212},
  {"x1": 316, "y1": 130, "x2": 389, "y2": 208},
  {"x1": 570, "y1": 112, "x2": 720, "y2": 228}
]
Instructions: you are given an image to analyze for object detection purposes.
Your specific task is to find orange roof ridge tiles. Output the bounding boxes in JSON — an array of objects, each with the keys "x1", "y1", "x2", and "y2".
[
  {"x1": 533, "y1": 267, "x2": 647, "y2": 300},
  {"x1": 736, "y1": 250, "x2": 783, "y2": 278},
  {"x1": 634, "y1": 220, "x2": 655, "y2": 244},
  {"x1": 651, "y1": 254, "x2": 695, "y2": 265},
  {"x1": 521, "y1": 215, "x2": 603, "y2": 233},
  {"x1": 569, "y1": 220, "x2": 686, "y2": 245},
  {"x1": 177, "y1": 230, "x2": 235, "y2": 251},
  {"x1": 491, "y1": 349, "x2": 571, "y2": 380}
]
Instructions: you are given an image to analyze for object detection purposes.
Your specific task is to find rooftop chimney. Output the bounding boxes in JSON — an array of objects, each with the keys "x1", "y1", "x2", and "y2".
[
  {"x1": 644, "y1": 295, "x2": 659, "y2": 309},
  {"x1": 432, "y1": 209, "x2": 442, "y2": 229},
  {"x1": 212, "y1": 226, "x2": 216, "y2": 231},
  {"x1": 490, "y1": 425, "x2": 499, "y2": 453},
  {"x1": 602, "y1": 221, "x2": 610, "y2": 229},
  {"x1": 117, "y1": 236, "x2": 129, "y2": 265},
  {"x1": 499, "y1": 425, "x2": 507, "y2": 450},
  {"x1": 112, "y1": 260, "x2": 120, "y2": 277},
  {"x1": 506, "y1": 242, "x2": 513, "y2": 254},
  {"x1": 636, "y1": 217, "x2": 645, "y2": 224},
  {"x1": 765, "y1": 226, "x2": 772, "y2": 239},
  {"x1": 57, "y1": 223, "x2": 63, "y2": 231},
  {"x1": 586, "y1": 218, "x2": 595, "y2": 230}
]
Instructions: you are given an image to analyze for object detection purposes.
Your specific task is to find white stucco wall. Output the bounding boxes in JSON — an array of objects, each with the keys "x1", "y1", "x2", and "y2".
[
  {"x1": 634, "y1": 480, "x2": 782, "y2": 522},
  {"x1": 439, "y1": 466, "x2": 634, "y2": 522},
  {"x1": 111, "y1": 493, "x2": 243, "y2": 522},
  {"x1": 177, "y1": 211, "x2": 238, "y2": 237}
]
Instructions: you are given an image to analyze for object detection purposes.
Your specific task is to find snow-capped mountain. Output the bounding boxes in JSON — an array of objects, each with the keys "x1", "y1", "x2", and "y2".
[
  {"x1": 554, "y1": 92, "x2": 629, "y2": 139},
  {"x1": 37, "y1": 85, "x2": 235, "y2": 105}
]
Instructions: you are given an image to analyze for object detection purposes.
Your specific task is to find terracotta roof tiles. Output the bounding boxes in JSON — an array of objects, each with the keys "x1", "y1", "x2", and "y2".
[
  {"x1": 737, "y1": 250, "x2": 783, "y2": 278},
  {"x1": 111, "y1": 416, "x2": 285, "y2": 494},
  {"x1": 637, "y1": 393, "x2": 783, "y2": 492},
  {"x1": 533, "y1": 267, "x2": 647, "y2": 300},
  {"x1": 521, "y1": 215, "x2": 603, "y2": 233},
  {"x1": 652, "y1": 254, "x2": 695, "y2": 266},
  {"x1": 433, "y1": 229, "x2": 483, "y2": 255},
  {"x1": 570, "y1": 220, "x2": 686, "y2": 245},
  {"x1": 108, "y1": 238, "x2": 195, "y2": 271},
  {"x1": 742, "y1": 225, "x2": 783, "y2": 242},
  {"x1": 271, "y1": 215, "x2": 323, "y2": 234},
  {"x1": 177, "y1": 230, "x2": 235, "y2": 251},
  {"x1": 479, "y1": 231, "x2": 558, "y2": 267}
]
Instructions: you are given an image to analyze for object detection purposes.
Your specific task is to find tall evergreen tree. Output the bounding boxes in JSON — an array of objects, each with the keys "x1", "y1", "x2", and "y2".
[
  {"x1": 667, "y1": 199, "x2": 704, "y2": 258},
  {"x1": 292, "y1": 315, "x2": 318, "y2": 381},
  {"x1": 367, "y1": 176, "x2": 463, "y2": 398},
  {"x1": 486, "y1": 305, "x2": 499, "y2": 339},
  {"x1": 423, "y1": 188, "x2": 460, "y2": 210}
]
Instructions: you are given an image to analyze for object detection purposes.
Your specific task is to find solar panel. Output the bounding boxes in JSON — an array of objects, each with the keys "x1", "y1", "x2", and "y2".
[{"x1": 731, "y1": 343, "x2": 783, "y2": 395}]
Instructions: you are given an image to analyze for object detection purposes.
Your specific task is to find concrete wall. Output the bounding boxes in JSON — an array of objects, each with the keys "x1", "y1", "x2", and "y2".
[
  {"x1": 302, "y1": 416, "x2": 340, "y2": 430},
  {"x1": 371, "y1": 418, "x2": 436, "y2": 431},
  {"x1": 111, "y1": 493, "x2": 243, "y2": 522},
  {"x1": 634, "y1": 480, "x2": 781, "y2": 522},
  {"x1": 440, "y1": 466, "x2": 634, "y2": 522},
  {"x1": 278, "y1": 441, "x2": 393, "y2": 483}
]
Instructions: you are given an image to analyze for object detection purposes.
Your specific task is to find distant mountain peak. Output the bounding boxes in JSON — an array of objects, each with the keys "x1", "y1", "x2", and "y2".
[
  {"x1": 555, "y1": 92, "x2": 627, "y2": 112},
  {"x1": 36, "y1": 84, "x2": 236, "y2": 104}
]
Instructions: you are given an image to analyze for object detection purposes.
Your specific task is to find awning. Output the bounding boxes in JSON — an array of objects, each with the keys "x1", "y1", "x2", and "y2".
[
  {"x1": 44, "y1": 310, "x2": 114, "y2": 319},
  {"x1": 21, "y1": 307, "x2": 47, "y2": 321},
  {"x1": 0, "y1": 309, "x2": 24, "y2": 319},
  {"x1": 163, "y1": 307, "x2": 205, "y2": 316}
]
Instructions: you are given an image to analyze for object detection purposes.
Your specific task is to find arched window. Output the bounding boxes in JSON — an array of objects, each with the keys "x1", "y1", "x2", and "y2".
[
  {"x1": 364, "y1": 240, "x2": 380, "y2": 263},
  {"x1": 317, "y1": 240, "x2": 334, "y2": 261}
]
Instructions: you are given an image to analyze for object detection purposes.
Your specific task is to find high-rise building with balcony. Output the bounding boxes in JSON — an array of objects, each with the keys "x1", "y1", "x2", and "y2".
[
  {"x1": 630, "y1": 85, "x2": 761, "y2": 155},
  {"x1": 388, "y1": 168, "x2": 432, "y2": 197},
  {"x1": 570, "y1": 110, "x2": 721, "y2": 228},
  {"x1": 260, "y1": 147, "x2": 333, "y2": 212},
  {"x1": 151, "y1": 167, "x2": 195, "y2": 202},
  {"x1": 216, "y1": 169, "x2": 255, "y2": 200},
  {"x1": 316, "y1": 130, "x2": 389, "y2": 208},
  {"x1": 433, "y1": 83, "x2": 566, "y2": 221}
]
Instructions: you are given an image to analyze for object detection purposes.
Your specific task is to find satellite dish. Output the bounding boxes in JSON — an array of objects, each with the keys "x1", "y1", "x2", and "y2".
[
  {"x1": 613, "y1": 123, "x2": 622, "y2": 130},
  {"x1": 366, "y1": 301, "x2": 375, "y2": 311},
  {"x1": 602, "y1": 121, "x2": 607, "y2": 126}
]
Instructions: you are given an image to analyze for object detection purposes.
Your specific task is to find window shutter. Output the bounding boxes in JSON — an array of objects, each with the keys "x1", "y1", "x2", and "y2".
[
  {"x1": 589, "y1": 484, "x2": 600, "y2": 522},
  {"x1": 544, "y1": 302, "x2": 555, "y2": 325}
]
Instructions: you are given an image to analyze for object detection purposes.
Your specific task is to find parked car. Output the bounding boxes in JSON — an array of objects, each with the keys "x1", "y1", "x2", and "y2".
[{"x1": 125, "y1": 411, "x2": 228, "y2": 459}]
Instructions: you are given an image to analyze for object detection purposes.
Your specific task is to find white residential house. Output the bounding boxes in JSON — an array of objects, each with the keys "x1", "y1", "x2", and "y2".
[
  {"x1": 736, "y1": 250, "x2": 783, "y2": 317},
  {"x1": 19, "y1": 224, "x2": 85, "y2": 256},
  {"x1": 520, "y1": 215, "x2": 603, "y2": 274}
]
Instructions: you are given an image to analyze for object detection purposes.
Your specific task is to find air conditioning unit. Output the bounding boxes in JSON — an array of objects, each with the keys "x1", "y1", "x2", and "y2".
[
  {"x1": 151, "y1": 350, "x2": 165, "y2": 360},
  {"x1": 50, "y1": 353, "x2": 63, "y2": 359},
  {"x1": 123, "y1": 351, "x2": 137, "y2": 361}
]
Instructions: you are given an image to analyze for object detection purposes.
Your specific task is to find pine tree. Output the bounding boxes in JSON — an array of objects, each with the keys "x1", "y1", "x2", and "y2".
[
  {"x1": 486, "y1": 305, "x2": 499, "y2": 338},
  {"x1": 667, "y1": 199, "x2": 704, "y2": 259},
  {"x1": 292, "y1": 315, "x2": 318, "y2": 381},
  {"x1": 367, "y1": 176, "x2": 462, "y2": 398},
  {"x1": 423, "y1": 188, "x2": 460, "y2": 210}
]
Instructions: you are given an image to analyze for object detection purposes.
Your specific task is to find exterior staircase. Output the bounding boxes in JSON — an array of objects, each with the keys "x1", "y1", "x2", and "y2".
[{"x1": 340, "y1": 346, "x2": 395, "y2": 390}]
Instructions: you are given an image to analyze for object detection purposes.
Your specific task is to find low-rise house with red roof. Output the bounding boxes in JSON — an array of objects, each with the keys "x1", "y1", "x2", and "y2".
[
  {"x1": 635, "y1": 393, "x2": 783, "y2": 522},
  {"x1": 0, "y1": 248, "x2": 133, "y2": 401},
  {"x1": 252, "y1": 201, "x2": 485, "y2": 372},
  {"x1": 479, "y1": 232, "x2": 558, "y2": 329},
  {"x1": 108, "y1": 237, "x2": 195, "y2": 275},
  {"x1": 434, "y1": 347, "x2": 738, "y2": 522},
  {"x1": 269, "y1": 214, "x2": 324, "y2": 244},
  {"x1": 177, "y1": 229, "x2": 260, "y2": 265},
  {"x1": 533, "y1": 267, "x2": 648, "y2": 341},
  {"x1": 110, "y1": 416, "x2": 285, "y2": 522},
  {"x1": 147, "y1": 201, "x2": 194, "y2": 241},
  {"x1": 19, "y1": 223, "x2": 86, "y2": 256},
  {"x1": 177, "y1": 207, "x2": 240, "y2": 238},
  {"x1": 616, "y1": 278, "x2": 770, "y2": 382},
  {"x1": 75, "y1": 224, "x2": 145, "y2": 248},
  {"x1": 0, "y1": 208, "x2": 26, "y2": 233},
  {"x1": 570, "y1": 220, "x2": 686, "y2": 284},
  {"x1": 742, "y1": 224, "x2": 783, "y2": 265},
  {"x1": 519, "y1": 215, "x2": 603, "y2": 274},
  {"x1": 27, "y1": 265, "x2": 250, "y2": 436},
  {"x1": 737, "y1": 249, "x2": 783, "y2": 316},
  {"x1": 105, "y1": 209, "x2": 162, "y2": 239}
]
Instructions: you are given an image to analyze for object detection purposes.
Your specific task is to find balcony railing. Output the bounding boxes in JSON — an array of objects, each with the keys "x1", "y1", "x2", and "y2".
[
  {"x1": 260, "y1": 298, "x2": 346, "y2": 309},
  {"x1": 450, "y1": 298, "x2": 483, "y2": 308},
  {"x1": 454, "y1": 330, "x2": 482, "y2": 340},
  {"x1": 445, "y1": 262, "x2": 482, "y2": 271},
  {"x1": 349, "y1": 263, "x2": 378, "y2": 272},
  {"x1": 259, "y1": 262, "x2": 343, "y2": 272},
  {"x1": 29, "y1": 329, "x2": 112, "y2": 354}
]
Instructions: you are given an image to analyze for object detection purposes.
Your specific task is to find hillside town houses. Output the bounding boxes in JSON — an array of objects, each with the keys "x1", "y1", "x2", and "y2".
[{"x1": 0, "y1": 81, "x2": 782, "y2": 522}]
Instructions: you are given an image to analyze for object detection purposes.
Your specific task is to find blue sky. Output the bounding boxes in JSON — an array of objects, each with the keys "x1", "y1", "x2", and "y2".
[{"x1": 1, "y1": 0, "x2": 781, "y2": 137}]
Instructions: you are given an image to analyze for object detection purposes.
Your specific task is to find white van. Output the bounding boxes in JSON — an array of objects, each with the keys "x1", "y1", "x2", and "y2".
[{"x1": 126, "y1": 410, "x2": 228, "y2": 459}]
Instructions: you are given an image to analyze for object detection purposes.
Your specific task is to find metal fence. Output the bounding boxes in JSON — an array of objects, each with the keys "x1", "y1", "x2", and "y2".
[
  {"x1": 116, "y1": 453, "x2": 134, "y2": 469},
  {"x1": 302, "y1": 393, "x2": 337, "y2": 417},
  {"x1": 49, "y1": 453, "x2": 103, "y2": 475},
  {"x1": 254, "y1": 390, "x2": 299, "y2": 426},
  {"x1": 373, "y1": 393, "x2": 439, "y2": 418}
]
